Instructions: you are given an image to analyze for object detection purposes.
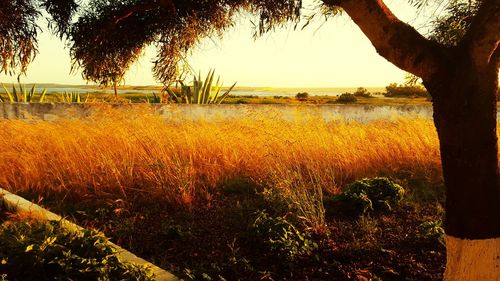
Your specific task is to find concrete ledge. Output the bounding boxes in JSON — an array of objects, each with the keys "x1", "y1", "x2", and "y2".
[
  {"x1": 0, "y1": 102, "x2": 436, "y2": 122},
  {"x1": 0, "y1": 188, "x2": 179, "y2": 281}
]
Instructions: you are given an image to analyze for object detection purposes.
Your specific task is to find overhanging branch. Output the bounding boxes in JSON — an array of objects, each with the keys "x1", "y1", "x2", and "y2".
[
  {"x1": 323, "y1": 0, "x2": 444, "y2": 81},
  {"x1": 94, "y1": 0, "x2": 176, "y2": 43},
  {"x1": 492, "y1": 46, "x2": 500, "y2": 68}
]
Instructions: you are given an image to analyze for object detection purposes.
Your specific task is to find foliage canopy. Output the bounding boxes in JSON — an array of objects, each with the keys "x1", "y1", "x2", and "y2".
[{"x1": 0, "y1": 0, "x2": 483, "y2": 85}]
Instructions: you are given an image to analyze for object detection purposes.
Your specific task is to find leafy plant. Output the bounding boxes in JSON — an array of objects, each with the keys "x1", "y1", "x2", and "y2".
[
  {"x1": 336, "y1": 93, "x2": 357, "y2": 104},
  {"x1": 0, "y1": 219, "x2": 154, "y2": 280},
  {"x1": 0, "y1": 84, "x2": 47, "y2": 103},
  {"x1": 336, "y1": 177, "x2": 405, "y2": 215},
  {"x1": 167, "y1": 70, "x2": 236, "y2": 104},
  {"x1": 251, "y1": 210, "x2": 318, "y2": 261},
  {"x1": 59, "y1": 91, "x2": 89, "y2": 103},
  {"x1": 418, "y1": 220, "x2": 445, "y2": 245}
]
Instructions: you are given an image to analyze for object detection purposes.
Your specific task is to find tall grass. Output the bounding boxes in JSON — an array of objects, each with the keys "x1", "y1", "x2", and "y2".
[{"x1": 0, "y1": 105, "x2": 441, "y2": 206}]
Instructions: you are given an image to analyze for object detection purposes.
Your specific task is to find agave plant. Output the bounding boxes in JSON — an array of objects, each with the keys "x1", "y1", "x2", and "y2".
[
  {"x1": 166, "y1": 69, "x2": 236, "y2": 104},
  {"x1": 0, "y1": 84, "x2": 47, "y2": 103},
  {"x1": 60, "y1": 91, "x2": 89, "y2": 103}
]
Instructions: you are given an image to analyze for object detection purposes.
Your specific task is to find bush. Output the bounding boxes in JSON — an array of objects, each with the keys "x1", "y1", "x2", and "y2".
[
  {"x1": 384, "y1": 83, "x2": 429, "y2": 98},
  {"x1": 336, "y1": 93, "x2": 357, "y2": 104},
  {"x1": 295, "y1": 92, "x2": 309, "y2": 100},
  {"x1": 251, "y1": 211, "x2": 318, "y2": 261},
  {"x1": 336, "y1": 177, "x2": 405, "y2": 215},
  {"x1": 353, "y1": 87, "x2": 372, "y2": 98},
  {"x1": 0, "y1": 220, "x2": 154, "y2": 280}
]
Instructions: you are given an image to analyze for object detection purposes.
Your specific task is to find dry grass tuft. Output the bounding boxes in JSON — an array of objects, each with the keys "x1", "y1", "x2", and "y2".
[{"x1": 0, "y1": 106, "x2": 442, "y2": 205}]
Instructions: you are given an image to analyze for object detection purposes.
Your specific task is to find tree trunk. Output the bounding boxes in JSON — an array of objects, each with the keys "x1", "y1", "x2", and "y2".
[
  {"x1": 424, "y1": 55, "x2": 500, "y2": 280},
  {"x1": 113, "y1": 82, "x2": 118, "y2": 99}
]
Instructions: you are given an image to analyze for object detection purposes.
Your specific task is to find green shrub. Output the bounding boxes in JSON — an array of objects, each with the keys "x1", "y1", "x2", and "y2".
[
  {"x1": 353, "y1": 87, "x2": 372, "y2": 98},
  {"x1": 384, "y1": 83, "x2": 429, "y2": 98},
  {"x1": 295, "y1": 92, "x2": 309, "y2": 100},
  {"x1": 251, "y1": 211, "x2": 318, "y2": 261},
  {"x1": 418, "y1": 220, "x2": 445, "y2": 245},
  {"x1": 336, "y1": 93, "x2": 357, "y2": 104},
  {"x1": 336, "y1": 177, "x2": 405, "y2": 215},
  {"x1": 0, "y1": 220, "x2": 154, "y2": 280}
]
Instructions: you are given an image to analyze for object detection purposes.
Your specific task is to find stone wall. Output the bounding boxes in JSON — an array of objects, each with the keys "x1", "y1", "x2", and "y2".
[{"x1": 0, "y1": 103, "x2": 435, "y2": 122}]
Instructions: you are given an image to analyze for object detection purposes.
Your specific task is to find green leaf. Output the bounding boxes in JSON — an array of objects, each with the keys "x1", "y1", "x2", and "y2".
[
  {"x1": 12, "y1": 84, "x2": 18, "y2": 102},
  {"x1": 28, "y1": 84, "x2": 36, "y2": 102},
  {"x1": 2, "y1": 84, "x2": 13, "y2": 103},
  {"x1": 217, "y1": 82, "x2": 237, "y2": 104},
  {"x1": 39, "y1": 89, "x2": 47, "y2": 102}
]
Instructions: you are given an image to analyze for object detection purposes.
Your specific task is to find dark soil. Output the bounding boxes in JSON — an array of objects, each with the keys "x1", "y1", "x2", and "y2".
[
  {"x1": 0, "y1": 197, "x2": 7, "y2": 224},
  {"x1": 19, "y1": 181, "x2": 446, "y2": 281}
]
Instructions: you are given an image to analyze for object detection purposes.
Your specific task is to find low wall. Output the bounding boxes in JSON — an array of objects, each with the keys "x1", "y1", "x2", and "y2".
[{"x1": 0, "y1": 102, "x2": 435, "y2": 122}]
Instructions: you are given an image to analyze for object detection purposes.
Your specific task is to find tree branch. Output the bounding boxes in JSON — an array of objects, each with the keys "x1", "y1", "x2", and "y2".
[
  {"x1": 461, "y1": 0, "x2": 500, "y2": 66},
  {"x1": 323, "y1": 0, "x2": 444, "y2": 81},
  {"x1": 493, "y1": 46, "x2": 500, "y2": 68},
  {"x1": 94, "y1": 0, "x2": 175, "y2": 43},
  {"x1": 113, "y1": 0, "x2": 175, "y2": 25}
]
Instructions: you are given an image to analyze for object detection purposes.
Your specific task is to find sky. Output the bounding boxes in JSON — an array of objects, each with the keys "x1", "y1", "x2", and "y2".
[{"x1": 0, "y1": 1, "x2": 437, "y2": 88}]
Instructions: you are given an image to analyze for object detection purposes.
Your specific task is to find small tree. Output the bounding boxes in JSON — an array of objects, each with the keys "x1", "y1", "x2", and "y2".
[
  {"x1": 353, "y1": 87, "x2": 371, "y2": 98},
  {"x1": 295, "y1": 92, "x2": 309, "y2": 100},
  {"x1": 384, "y1": 83, "x2": 429, "y2": 98},
  {"x1": 336, "y1": 93, "x2": 357, "y2": 103}
]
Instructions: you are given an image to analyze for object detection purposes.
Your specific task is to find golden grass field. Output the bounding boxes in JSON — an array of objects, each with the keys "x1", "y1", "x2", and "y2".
[{"x1": 0, "y1": 106, "x2": 442, "y2": 205}]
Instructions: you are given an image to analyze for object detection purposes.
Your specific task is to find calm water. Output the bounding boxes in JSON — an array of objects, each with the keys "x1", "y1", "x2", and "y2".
[
  {"x1": 41, "y1": 88, "x2": 343, "y2": 97},
  {"x1": 229, "y1": 91, "x2": 342, "y2": 97},
  {"x1": 42, "y1": 87, "x2": 147, "y2": 94}
]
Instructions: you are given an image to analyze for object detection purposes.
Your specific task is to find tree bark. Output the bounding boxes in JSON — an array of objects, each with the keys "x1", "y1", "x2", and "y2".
[
  {"x1": 113, "y1": 82, "x2": 118, "y2": 99},
  {"x1": 424, "y1": 50, "x2": 500, "y2": 279},
  {"x1": 424, "y1": 52, "x2": 500, "y2": 239},
  {"x1": 325, "y1": 0, "x2": 500, "y2": 278}
]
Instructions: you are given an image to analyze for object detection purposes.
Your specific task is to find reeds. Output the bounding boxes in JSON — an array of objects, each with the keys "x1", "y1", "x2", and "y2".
[{"x1": 0, "y1": 105, "x2": 442, "y2": 205}]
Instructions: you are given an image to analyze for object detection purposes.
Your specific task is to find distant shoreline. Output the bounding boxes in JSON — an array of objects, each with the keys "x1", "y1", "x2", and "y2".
[{"x1": 0, "y1": 82, "x2": 386, "y2": 94}]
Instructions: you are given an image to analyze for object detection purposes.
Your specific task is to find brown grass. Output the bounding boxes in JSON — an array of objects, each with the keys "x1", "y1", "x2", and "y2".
[{"x1": 0, "y1": 105, "x2": 442, "y2": 205}]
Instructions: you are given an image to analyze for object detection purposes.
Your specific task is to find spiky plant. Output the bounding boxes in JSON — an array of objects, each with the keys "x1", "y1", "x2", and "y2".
[
  {"x1": 0, "y1": 84, "x2": 47, "y2": 103},
  {"x1": 166, "y1": 70, "x2": 236, "y2": 104}
]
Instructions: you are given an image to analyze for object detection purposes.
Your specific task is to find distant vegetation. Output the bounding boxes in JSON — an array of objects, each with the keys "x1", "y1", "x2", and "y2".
[
  {"x1": 295, "y1": 92, "x2": 309, "y2": 100},
  {"x1": 0, "y1": 82, "x2": 439, "y2": 105},
  {"x1": 384, "y1": 83, "x2": 430, "y2": 98},
  {"x1": 353, "y1": 87, "x2": 373, "y2": 98},
  {"x1": 336, "y1": 93, "x2": 358, "y2": 104}
]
